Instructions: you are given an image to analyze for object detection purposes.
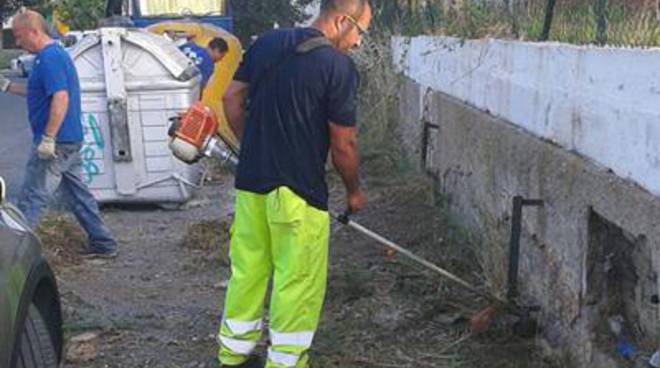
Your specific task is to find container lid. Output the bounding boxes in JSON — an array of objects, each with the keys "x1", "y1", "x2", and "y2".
[{"x1": 70, "y1": 27, "x2": 200, "y2": 92}]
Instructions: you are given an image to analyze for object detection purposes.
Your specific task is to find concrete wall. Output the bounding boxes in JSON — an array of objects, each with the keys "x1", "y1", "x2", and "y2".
[
  {"x1": 392, "y1": 36, "x2": 660, "y2": 198},
  {"x1": 394, "y1": 37, "x2": 660, "y2": 366}
]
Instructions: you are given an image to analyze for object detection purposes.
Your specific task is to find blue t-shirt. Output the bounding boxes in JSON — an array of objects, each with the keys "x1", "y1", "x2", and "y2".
[
  {"x1": 27, "y1": 43, "x2": 83, "y2": 144},
  {"x1": 234, "y1": 28, "x2": 359, "y2": 210},
  {"x1": 179, "y1": 42, "x2": 214, "y2": 88}
]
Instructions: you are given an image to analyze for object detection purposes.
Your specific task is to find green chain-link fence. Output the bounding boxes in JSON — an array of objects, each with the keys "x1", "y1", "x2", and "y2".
[{"x1": 370, "y1": 0, "x2": 660, "y2": 47}]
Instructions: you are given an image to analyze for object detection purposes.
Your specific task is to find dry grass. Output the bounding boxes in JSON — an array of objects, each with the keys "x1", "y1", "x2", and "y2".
[
  {"x1": 36, "y1": 213, "x2": 87, "y2": 267},
  {"x1": 318, "y1": 172, "x2": 564, "y2": 367},
  {"x1": 376, "y1": 0, "x2": 660, "y2": 47},
  {"x1": 181, "y1": 219, "x2": 231, "y2": 265},
  {"x1": 352, "y1": 34, "x2": 410, "y2": 176},
  {"x1": 471, "y1": 207, "x2": 512, "y2": 300}
]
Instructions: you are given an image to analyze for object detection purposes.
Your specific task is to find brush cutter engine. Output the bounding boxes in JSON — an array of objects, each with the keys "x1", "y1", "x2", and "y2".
[{"x1": 167, "y1": 102, "x2": 238, "y2": 171}]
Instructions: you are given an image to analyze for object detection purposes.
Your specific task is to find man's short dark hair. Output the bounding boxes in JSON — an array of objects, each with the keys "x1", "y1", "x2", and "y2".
[
  {"x1": 320, "y1": 0, "x2": 368, "y2": 16},
  {"x1": 208, "y1": 37, "x2": 229, "y2": 53}
]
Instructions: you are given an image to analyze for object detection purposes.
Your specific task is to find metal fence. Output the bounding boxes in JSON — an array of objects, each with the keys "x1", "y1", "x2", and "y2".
[{"x1": 370, "y1": 0, "x2": 660, "y2": 47}]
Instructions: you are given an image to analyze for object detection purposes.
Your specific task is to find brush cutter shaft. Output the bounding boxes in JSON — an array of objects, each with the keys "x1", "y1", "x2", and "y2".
[
  {"x1": 207, "y1": 138, "x2": 239, "y2": 173},
  {"x1": 337, "y1": 214, "x2": 507, "y2": 305}
]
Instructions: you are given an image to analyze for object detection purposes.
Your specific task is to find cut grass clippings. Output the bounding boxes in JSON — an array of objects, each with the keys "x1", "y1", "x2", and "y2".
[
  {"x1": 36, "y1": 212, "x2": 87, "y2": 267},
  {"x1": 181, "y1": 219, "x2": 231, "y2": 266}
]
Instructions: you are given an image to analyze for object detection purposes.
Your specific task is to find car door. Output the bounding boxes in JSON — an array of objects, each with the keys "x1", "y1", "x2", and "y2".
[{"x1": 0, "y1": 180, "x2": 32, "y2": 367}]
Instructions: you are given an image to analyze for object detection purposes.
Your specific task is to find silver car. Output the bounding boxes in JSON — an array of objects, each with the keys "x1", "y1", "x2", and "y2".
[
  {"x1": 0, "y1": 177, "x2": 63, "y2": 368},
  {"x1": 11, "y1": 34, "x2": 82, "y2": 78},
  {"x1": 11, "y1": 54, "x2": 34, "y2": 78}
]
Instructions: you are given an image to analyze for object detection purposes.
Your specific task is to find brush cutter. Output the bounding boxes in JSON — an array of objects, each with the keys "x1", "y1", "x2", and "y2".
[
  {"x1": 167, "y1": 104, "x2": 539, "y2": 335},
  {"x1": 333, "y1": 211, "x2": 540, "y2": 334}
]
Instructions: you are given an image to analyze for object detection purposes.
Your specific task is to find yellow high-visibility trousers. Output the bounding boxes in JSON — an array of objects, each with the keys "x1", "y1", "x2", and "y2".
[{"x1": 218, "y1": 187, "x2": 330, "y2": 367}]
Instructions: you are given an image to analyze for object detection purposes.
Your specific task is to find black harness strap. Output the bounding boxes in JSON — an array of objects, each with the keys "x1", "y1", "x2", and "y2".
[{"x1": 251, "y1": 36, "x2": 333, "y2": 92}]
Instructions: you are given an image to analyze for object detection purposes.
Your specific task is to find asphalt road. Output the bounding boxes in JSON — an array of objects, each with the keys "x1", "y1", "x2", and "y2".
[{"x1": 0, "y1": 78, "x2": 31, "y2": 199}]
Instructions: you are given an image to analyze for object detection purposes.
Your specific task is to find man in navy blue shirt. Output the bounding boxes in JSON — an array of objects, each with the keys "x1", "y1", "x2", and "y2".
[
  {"x1": 1, "y1": 9, "x2": 117, "y2": 258},
  {"x1": 218, "y1": 0, "x2": 371, "y2": 366}
]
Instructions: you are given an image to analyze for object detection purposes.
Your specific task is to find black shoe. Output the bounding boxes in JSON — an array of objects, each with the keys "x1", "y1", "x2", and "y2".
[{"x1": 220, "y1": 355, "x2": 263, "y2": 368}]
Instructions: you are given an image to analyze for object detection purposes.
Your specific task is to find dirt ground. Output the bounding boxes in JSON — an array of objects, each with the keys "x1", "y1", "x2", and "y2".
[{"x1": 40, "y1": 164, "x2": 564, "y2": 368}]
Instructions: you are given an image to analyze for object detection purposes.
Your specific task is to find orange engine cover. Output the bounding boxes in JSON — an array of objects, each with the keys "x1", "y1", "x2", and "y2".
[{"x1": 176, "y1": 102, "x2": 219, "y2": 149}]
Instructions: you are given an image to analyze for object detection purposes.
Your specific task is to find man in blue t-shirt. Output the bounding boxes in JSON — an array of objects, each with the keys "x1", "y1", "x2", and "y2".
[
  {"x1": 218, "y1": 0, "x2": 371, "y2": 366},
  {"x1": 0, "y1": 9, "x2": 117, "y2": 258},
  {"x1": 178, "y1": 37, "x2": 228, "y2": 91}
]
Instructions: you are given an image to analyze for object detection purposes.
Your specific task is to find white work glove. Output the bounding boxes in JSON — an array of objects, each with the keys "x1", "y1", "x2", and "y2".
[
  {"x1": 0, "y1": 74, "x2": 10, "y2": 93},
  {"x1": 37, "y1": 135, "x2": 57, "y2": 160}
]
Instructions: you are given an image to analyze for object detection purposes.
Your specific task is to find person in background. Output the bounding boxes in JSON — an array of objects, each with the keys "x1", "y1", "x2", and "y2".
[
  {"x1": 0, "y1": 9, "x2": 117, "y2": 258},
  {"x1": 179, "y1": 37, "x2": 229, "y2": 92},
  {"x1": 207, "y1": 37, "x2": 229, "y2": 64}
]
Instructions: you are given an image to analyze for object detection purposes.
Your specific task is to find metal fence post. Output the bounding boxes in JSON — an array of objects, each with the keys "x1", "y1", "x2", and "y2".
[
  {"x1": 595, "y1": 0, "x2": 608, "y2": 45},
  {"x1": 539, "y1": 0, "x2": 557, "y2": 41},
  {"x1": 504, "y1": 0, "x2": 520, "y2": 38}
]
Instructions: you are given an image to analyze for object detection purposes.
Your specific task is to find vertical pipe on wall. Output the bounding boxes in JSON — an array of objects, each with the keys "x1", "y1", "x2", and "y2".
[
  {"x1": 595, "y1": 0, "x2": 609, "y2": 45},
  {"x1": 540, "y1": 0, "x2": 557, "y2": 41}
]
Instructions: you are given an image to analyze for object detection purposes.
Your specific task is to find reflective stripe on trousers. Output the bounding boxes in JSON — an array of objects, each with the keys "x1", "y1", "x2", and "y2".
[
  {"x1": 270, "y1": 331, "x2": 314, "y2": 348},
  {"x1": 268, "y1": 349, "x2": 300, "y2": 367},
  {"x1": 226, "y1": 319, "x2": 263, "y2": 335},
  {"x1": 218, "y1": 335, "x2": 257, "y2": 355}
]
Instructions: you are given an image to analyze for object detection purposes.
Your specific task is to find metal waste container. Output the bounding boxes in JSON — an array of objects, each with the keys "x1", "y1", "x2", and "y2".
[{"x1": 69, "y1": 27, "x2": 201, "y2": 205}]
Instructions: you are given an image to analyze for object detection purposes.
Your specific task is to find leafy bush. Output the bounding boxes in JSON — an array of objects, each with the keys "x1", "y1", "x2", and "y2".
[
  {"x1": 56, "y1": 0, "x2": 106, "y2": 30},
  {"x1": 231, "y1": 0, "x2": 316, "y2": 45},
  {"x1": 369, "y1": 0, "x2": 660, "y2": 47}
]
